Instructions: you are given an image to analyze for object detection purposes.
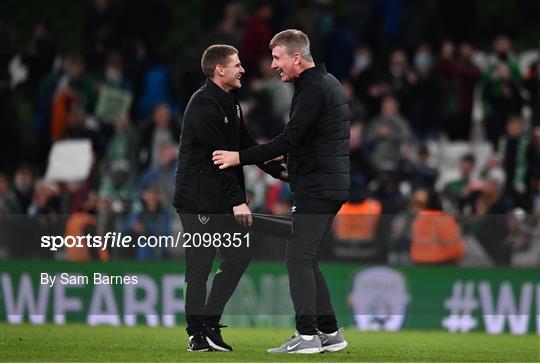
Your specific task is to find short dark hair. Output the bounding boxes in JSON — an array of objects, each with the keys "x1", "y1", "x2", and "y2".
[
  {"x1": 201, "y1": 45, "x2": 238, "y2": 78},
  {"x1": 461, "y1": 153, "x2": 475, "y2": 164}
]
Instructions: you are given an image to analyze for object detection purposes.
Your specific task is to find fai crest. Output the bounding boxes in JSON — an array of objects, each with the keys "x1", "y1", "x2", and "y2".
[
  {"x1": 236, "y1": 105, "x2": 241, "y2": 119},
  {"x1": 198, "y1": 214, "x2": 210, "y2": 224},
  {"x1": 224, "y1": 116, "x2": 229, "y2": 124}
]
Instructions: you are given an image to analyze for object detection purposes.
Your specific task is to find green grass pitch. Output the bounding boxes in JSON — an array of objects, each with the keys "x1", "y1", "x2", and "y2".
[{"x1": 1, "y1": 323, "x2": 539, "y2": 362}]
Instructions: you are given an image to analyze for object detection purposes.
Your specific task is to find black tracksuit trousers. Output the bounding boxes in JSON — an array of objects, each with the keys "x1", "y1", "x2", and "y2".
[
  {"x1": 287, "y1": 198, "x2": 342, "y2": 335},
  {"x1": 179, "y1": 213, "x2": 251, "y2": 336}
]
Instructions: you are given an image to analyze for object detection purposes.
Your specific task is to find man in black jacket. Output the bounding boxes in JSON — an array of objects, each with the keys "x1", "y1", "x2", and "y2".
[
  {"x1": 213, "y1": 29, "x2": 350, "y2": 354},
  {"x1": 173, "y1": 44, "x2": 285, "y2": 352}
]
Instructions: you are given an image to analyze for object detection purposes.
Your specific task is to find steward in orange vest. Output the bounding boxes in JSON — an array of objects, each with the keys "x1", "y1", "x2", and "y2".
[{"x1": 410, "y1": 193, "x2": 465, "y2": 264}]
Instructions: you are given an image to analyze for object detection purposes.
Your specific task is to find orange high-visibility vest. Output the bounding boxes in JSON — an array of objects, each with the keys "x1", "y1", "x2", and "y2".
[
  {"x1": 333, "y1": 199, "x2": 382, "y2": 241},
  {"x1": 410, "y1": 210, "x2": 465, "y2": 264}
]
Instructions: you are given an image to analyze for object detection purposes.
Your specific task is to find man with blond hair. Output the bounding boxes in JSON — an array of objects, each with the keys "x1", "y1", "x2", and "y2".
[{"x1": 213, "y1": 29, "x2": 350, "y2": 354}]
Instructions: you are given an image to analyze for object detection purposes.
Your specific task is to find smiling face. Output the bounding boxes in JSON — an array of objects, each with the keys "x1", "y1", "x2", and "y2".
[
  {"x1": 218, "y1": 53, "x2": 245, "y2": 91},
  {"x1": 271, "y1": 45, "x2": 299, "y2": 82}
]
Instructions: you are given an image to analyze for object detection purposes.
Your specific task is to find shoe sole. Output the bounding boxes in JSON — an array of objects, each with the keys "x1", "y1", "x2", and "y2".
[
  {"x1": 187, "y1": 348, "x2": 211, "y2": 352},
  {"x1": 322, "y1": 341, "x2": 348, "y2": 352},
  {"x1": 206, "y1": 337, "x2": 232, "y2": 352},
  {"x1": 267, "y1": 347, "x2": 322, "y2": 354}
]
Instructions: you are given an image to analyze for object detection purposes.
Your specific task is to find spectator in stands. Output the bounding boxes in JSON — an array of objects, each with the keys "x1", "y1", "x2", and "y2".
[
  {"x1": 241, "y1": 1, "x2": 273, "y2": 79},
  {"x1": 402, "y1": 144, "x2": 439, "y2": 192},
  {"x1": 211, "y1": 1, "x2": 246, "y2": 49},
  {"x1": 137, "y1": 142, "x2": 177, "y2": 209},
  {"x1": 472, "y1": 170, "x2": 512, "y2": 265},
  {"x1": 481, "y1": 35, "x2": 524, "y2": 147},
  {"x1": 350, "y1": 45, "x2": 383, "y2": 118},
  {"x1": 332, "y1": 180, "x2": 383, "y2": 262},
  {"x1": 27, "y1": 180, "x2": 61, "y2": 216},
  {"x1": 443, "y1": 153, "x2": 478, "y2": 214},
  {"x1": 410, "y1": 191, "x2": 465, "y2": 265},
  {"x1": 0, "y1": 174, "x2": 20, "y2": 215},
  {"x1": 83, "y1": 0, "x2": 119, "y2": 72},
  {"x1": 0, "y1": 71, "x2": 21, "y2": 173},
  {"x1": 137, "y1": 103, "x2": 180, "y2": 170},
  {"x1": 526, "y1": 127, "x2": 540, "y2": 212},
  {"x1": 20, "y1": 18, "x2": 56, "y2": 102},
  {"x1": 125, "y1": 185, "x2": 172, "y2": 260},
  {"x1": 408, "y1": 44, "x2": 442, "y2": 139},
  {"x1": 365, "y1": 95, "x2": 412, "y2": 174},
  {"x1": 388, "y1": 188, "x2": 428, "y2": 265},
  {"x1": 324, "y1": 15, "x2": 356, "y2": 81},
  {"x1": 380, "y1": 49, "x2": 415, "y2": 117},
  {"x1": 497, "y1": 114, "x2": 530, "y2": 207},
  {"x1": 435, "y1": 40, "x2": 481, "y2": 140},
  {"x1": 524, "y1": 57, "x2": 540, "y2": 127},
  {"x1": 50, "y1": 54, "x2": 95, "y2": 141}
]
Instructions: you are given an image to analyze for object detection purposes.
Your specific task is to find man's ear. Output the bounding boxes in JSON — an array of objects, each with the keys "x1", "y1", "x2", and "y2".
[
  {"x1": 215, "y1": 64, "x2": 224, "y2": 76},
  {"x1": 294, "y1": 53, "x2": 301, "y2": 65}
]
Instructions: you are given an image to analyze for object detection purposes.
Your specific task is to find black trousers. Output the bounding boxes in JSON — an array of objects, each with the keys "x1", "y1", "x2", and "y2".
[
  {"x1": 179, "y1": 213, "x2": 251, "y2": 336},
  {"x1": 287, "y1": 198, "x2": 342, "y2": 335}
]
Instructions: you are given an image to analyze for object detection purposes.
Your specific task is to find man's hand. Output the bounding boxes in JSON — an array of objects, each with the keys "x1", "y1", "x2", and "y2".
[
  {"x1": 233, "y1": 203, "x2": 252, "y2": 227},
  {"x1": 213, "y1": 150, "x2": 240, "y2": 169},
  {"x1": 279, "y1": 170, "x2": 289, "y2": 182}
]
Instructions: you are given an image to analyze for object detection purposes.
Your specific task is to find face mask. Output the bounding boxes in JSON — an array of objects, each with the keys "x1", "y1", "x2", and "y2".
[
  {"x1": 106, "y1": 68, "x2": 121, "y2": 83},
  {"x1": 354, "y1": 55, "x2": 371, "y2": 71},
  {"x1": 415, "y1": 53, "x2": 431, "y2": 69}
]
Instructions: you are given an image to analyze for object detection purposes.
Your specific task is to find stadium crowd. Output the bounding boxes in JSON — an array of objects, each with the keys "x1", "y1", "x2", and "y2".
[{"x1": 0, "y1": 0, "x2": 539, "y2": 267}]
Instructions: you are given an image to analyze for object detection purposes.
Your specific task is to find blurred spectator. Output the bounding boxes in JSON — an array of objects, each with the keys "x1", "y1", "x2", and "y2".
[
  {"x1": 349, "y1": 122, "x2": 377, "y2": 189},
  {"x1": 124, "y1": 185, "x2": 172, "y2": 260},
  {"x1": 241, "y1": 1, "x2": 273, "y2": 79},
  {"x1": 98, "y1": 52, "x2": 132, "y2": 90},
  {"x1": 50, "y1": 54, "x2": 95, "y2": 141},
  {"x1": 137, "y1": 142, "x2": 177, "y2": 209},
  {"x1": 211, "y1": 2, "x2": 246, "y2": 48},
  {"x1": 443, "y1": 153, "x2": 478, "y2": 214},
  {"x1": 525, "y1": 127, "x2": 540, "y2": 211},
  {"x1": 135, "y1": 54, "x2": 179, "y2": 119},
  {"x1": 64, "y1": 192, "x2": 106, "y2": 261},
  {"x1": 388, "y1": 188, "x2": 428, "y2": 264},
  {"x1": 20, "y1": 19, "x2": 56, "y2": 101},
  {"x1": 435, "y1": 41, "x2": 481, "y2": 140},
  {"x1": 410, "y1": 191, "x2": 465, "y2": 265},
  {"x1": 324, "y1": 15, "x2": 355, "y2": 81},
  {"x1": 83, "y1": 0, "x2": 119, "y2": 72},
  {"x1": 402, "y1": 144, "x2": 439, "y2": 192},
  {"x1": 379, "y1": 49, "x2": 415, "y2": 117},
  {"x1": 524, "y1": 57, "x2": 540, "y2": 127},
  {"x1": 481, "y1": 35, "x2": 525, "y2": 146},
  {"x1": 137, "y1": 103, "x2": 180, "y2": 170},
  {"x1": 332, "y1": 180, "x2": 383, "y2": 262},
  {"x1": 350, "y1": 45, "x2": 383, "y2": 118},
  {"x1": 0, "y1": 174, "x2": 19, "y2": 215},
  {"x1": 408, "y1": 44, "x2": 442, "y2": 139},
  {"x1": 27, "y1": 180, "x2": 61, "y2": 216},
  {"x1": 365, "y1": 95, "x2": 412, "y2": 173},
  {"x1": 471, "y1": 171, "x2": 512, "y2": 265},
  {"x1": 497, "y1": 114, "x2": 530, "y2": 207},
  {"x1": 0, "y1": 71, "x2": 21, "y2": 173}
]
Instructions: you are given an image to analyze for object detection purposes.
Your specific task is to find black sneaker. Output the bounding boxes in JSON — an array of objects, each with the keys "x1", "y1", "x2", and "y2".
[
  {"x1": 204, "y1": 324, "x2": 233, "y2": 351},
  {"x1": 188, "y1": 334, "x2": 211, "y2": 352}
]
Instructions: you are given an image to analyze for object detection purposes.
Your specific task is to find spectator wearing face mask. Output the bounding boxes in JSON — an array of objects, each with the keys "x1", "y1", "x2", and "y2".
[
  {"x1": 408, "y1": 44, "x2": 442, "y2": 139},
  {"x1": 350, "y1": 46, "x2": 383, "y2": 118},
  {"x1": 435, "y1": 41, "x2": 482, "y2": 140},
  {"x1": 481, "y1": 35, "x2": 525, "y2": 147}
]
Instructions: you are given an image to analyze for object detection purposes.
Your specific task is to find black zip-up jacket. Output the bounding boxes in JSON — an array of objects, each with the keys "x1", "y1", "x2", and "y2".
[
  {"x1": 173, "y1": 79, "x2": 284, "y2": 213},
  {"x1": 239, "y1": 64, "x2": 350, "y2": 201}
]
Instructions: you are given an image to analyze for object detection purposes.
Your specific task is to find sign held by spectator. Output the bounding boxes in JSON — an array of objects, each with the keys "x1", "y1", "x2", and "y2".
[{"x1": 45, "y1": 140, "x2": 93, "y2": 182}]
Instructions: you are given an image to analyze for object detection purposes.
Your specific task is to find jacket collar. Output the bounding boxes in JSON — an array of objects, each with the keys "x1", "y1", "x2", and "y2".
[
  {"x1": 294, "y1": 63, "x2": 326, "y2": 86},
  {"x1": 205, "y1": 78, "x2": 235, "y2": 105}
]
